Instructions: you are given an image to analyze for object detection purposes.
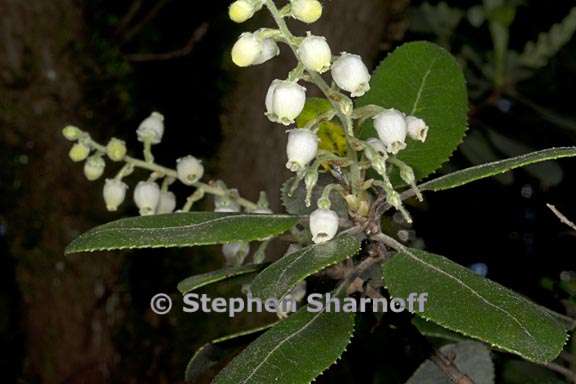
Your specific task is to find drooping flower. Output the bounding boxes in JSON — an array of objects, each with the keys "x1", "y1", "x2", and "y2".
[
  {"x1": 103, "y1": 179, "x2": 128, "y2": 212},
  {"x1": 177, "y1": 155, "x2": 204, "y2": 185},
  {"x1": 231, "y1": 32, "x2": 263, "y2": 67},
  {"x1": 286, "y1": 129, "x2": 318, "y2": 172},
  {"x1": 157, "y1": 190, "x2": 177, "y2": 214},
  {"x1": 406, "y1": 115, "x2": 429, "y2": 143},
  {"x1": 83, "y1": 156, "x2": 106, "y2": 181},
  {"x1": 298, "y1": 34, "x2": 331, "y2": 73},
  {"x1": 373, "y1": 109, "x2": 408, "y2": 154},
  {"x1": 134, "y1": 181, "x2": 161, "y2": 216},
  {"x1": 265, "y1": 80, "x2": 307, "y2": 125},
  {"x1": 291, "y1": 0, "x2": 323, "y2": 24},
  {"x1": 310, "y1": 208, "x2": 339, "y2": 244},
  {"x1": 331, "y1": 53, "x2": 371, "y2": 97},
  {"x1": 229, "y1": 0, "x2": 261, "y2": 23},
  {"x1": 137, "y1": 112, "x2": 165, "y2": 144}
]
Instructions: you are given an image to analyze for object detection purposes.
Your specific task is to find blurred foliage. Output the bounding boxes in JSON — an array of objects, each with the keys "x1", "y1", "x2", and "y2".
[{"x1": 409, "y1": 0, "x2": 576, "y2": 188}]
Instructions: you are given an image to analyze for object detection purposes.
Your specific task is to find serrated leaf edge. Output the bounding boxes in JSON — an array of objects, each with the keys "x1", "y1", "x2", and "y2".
[
  {"x1": 360, "y1": 41, "x2": 470, "y2": 182},
  {"x1": 220, "y1": 310, "x2": 355, "y2": 384},
  {"x1": 177, "y1": 264, "x2": 266, "y2": 295},
  {"x1": 251, "y1": 236, "x2": 362, "y2": 301},
  {"x1": 386, "y1": 248, "x2": 568, "y2": 363},
  {"x1": 66, "y1": 214, "x2": 300, "y2": 254}
]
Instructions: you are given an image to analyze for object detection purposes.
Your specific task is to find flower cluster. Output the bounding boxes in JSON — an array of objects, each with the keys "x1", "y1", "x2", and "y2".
[
  {"x1": 62, "y1": 0, "x2": 433, "y2": 322},
  {"x1": 230, "y1": 0, "x2": 430, "y2": 242},
  {"x1": 62, "y1": 113, "x2": 261, "y2": 218}
]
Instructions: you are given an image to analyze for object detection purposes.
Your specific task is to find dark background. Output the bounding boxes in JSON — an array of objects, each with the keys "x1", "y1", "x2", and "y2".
[{"x1": 0, "y1": 0, "x2": 575, "y2": 382}]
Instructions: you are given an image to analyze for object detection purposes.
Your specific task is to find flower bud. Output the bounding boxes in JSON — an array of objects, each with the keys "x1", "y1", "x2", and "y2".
[
  {"x1": 253, "y1": 192, "x2": 271, "y2": 213},
  {"x1": 387, "y1": 190, "x2": 402, "y2": 209},
  {"x1": 229, "y1": 0, "x2": 260, "y2": 23},
  {"x1": 157, "y1": 191, "x2": 177, "y2": 214},
  {"x1": 366, "y1": 138, "x2": 388, "y2": 156},
  {"x1": 62, "y1": 125, "x2": 82, "y2": 141},
  {"x1": 373, "y1": 158, "x2": 389, "y2": 178},
  {"x1": 291, "y1": 0, "x2": 323, "y2": 24},
  {"x1": 265, "y1": 80, "x2": 306, "y2": 125},
  {"x1": 331, "y1": 53, "x2": 371, "y2": 97},
  {"x1": 406, "y1": 115, "x2": 429, "y2": 143},
  {"x1": 286, "y1": 129, "x2": 318, "y2": 172},
  {"x1": 373, "y1": 109, "x2": 408, "y2": 155},
  {"x1": 103, "y1": 179, "x2": 128, "y2": 211},
  {"x1": 304, "y1": 167, "x2": 319, "y2": 207},
  {"x1": 231, "y1": 33, "x2": 263, "y2": 67},
  {"x1": 106, "y1": 138, "x2": 127, "y2": 161},
  {"x1": 215, "y1": 190, "x2": 241, "y2": 213},
  {"x1": 134, "y1": 181, "x2": 161, "y2": 216},
  {"x1": 402, "y1": 168, "x2": 416, "y2": 187},
  {"x1": 223, "y1": 242, "x2": 250, "y2": 265},
  {"x1": 253, "y1": 38, "x2": 280, "y2": 65},
  {"x1": 310, "y1": 208, "x2": 339, "y2": 244},
  {"x1": 69, "y1": 143, "x2": 90, "y2": 162},
  {"x1": 84, "y1": 156, "x2": 106, "y2": 181},
  {"x1": 177, "y1": 155, "x2": 204, "y2": 185},
  {"x1": 297, "y1": 34, "x2": 331, "y2": 73},
  {"x1": 137, "y1": 112, "x2": 165, "y2": 144}
]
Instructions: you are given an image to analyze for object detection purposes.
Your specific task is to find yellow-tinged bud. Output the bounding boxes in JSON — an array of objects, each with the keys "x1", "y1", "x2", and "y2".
[
  {"x1": 106, "y1": 138, "x2": 127, "y2": 162},
  {"x1": 291, "y1": 0, "x2": 323, "y2": 24},
  {"x1": 231, "y1": 33, "x2": 263, "y2": 67},
  {"x1": 84, "y1": 155, "x2": 106, "y2": 181},
  {"x1": 229, "y1": 0, "x2": 256, "y2": 23},
  {"x1": 69, "y1": 143, "x2": 90, "y2": 162},
  {"x1": 62, "y1": 125, "x2": 82, "y2": 141}
]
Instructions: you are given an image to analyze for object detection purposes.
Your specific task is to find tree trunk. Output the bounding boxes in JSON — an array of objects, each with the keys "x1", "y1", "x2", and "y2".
[
  {"x1": 0, "y1": 1, "x2": 120, "y2": 382},
  {"x1": 217, "y1": 0, "x2": 409, "y2": 211}
]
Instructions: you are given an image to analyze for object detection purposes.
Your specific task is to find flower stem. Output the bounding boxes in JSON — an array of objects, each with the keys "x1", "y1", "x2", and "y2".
[
  {"x1": 264, "y1": 0, "x2": 362, "y2": 194},
  {"x1": 81, "y1": 134, "x2": 258, "y2": 211}
]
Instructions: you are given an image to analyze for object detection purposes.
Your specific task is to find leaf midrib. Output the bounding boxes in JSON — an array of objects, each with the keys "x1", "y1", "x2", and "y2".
[
  {"x1": 240, "y1": 311, "x2": 324, "y2": 384},
  {"x1": 410, "y1": 57, "x2": 440, "y2": 115},
  {"x1": 85, "y1": 214, "x2": 295, "y2": 235},
  {"x1": 399, "y1": 248, "x2": 539, "y2": 344}
]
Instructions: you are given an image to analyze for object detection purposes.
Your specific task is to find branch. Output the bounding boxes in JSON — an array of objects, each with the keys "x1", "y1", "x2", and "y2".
[
  {"x1": 115, "y1": 0, "x2": 143, "y2": 37},
  {"x1": 544, "y1": 362, "x2": 576, "y2": 384},
  {"x1": 429, "y1": 351, "x2": 475, "y2": 384},
  {"x1": 125, "y1": 23, "x2": 209, "y2": 62},
  {"x1": 121, "y1": 0, "x2": 171, "y2": 44},
  {"x1": 547, "y1": 203, "x2": 576, "y2": 232}
]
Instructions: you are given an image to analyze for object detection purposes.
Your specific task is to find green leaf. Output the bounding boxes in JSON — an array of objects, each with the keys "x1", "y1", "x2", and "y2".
[
  {"x1": 185, "y1": 323, "x2": 278, "y2": 382},
  {"x1": 178, "y1": 264, "x2": 267, "y2": 295},
  {"x1": 212, "y1": 308, "x2": 355, "y2": 384},
  {"x1": 406, "y1": 341, "x2": 495, "y2": 384},
  {"x1": 459, "y1": 130, "x2": 514, "y2": 185},
  {"x1": 250, "y1": 235, "x2": 362, "y2": 300},
  {"x1": 382, "y1": 248, "x2": 567, "y2": 363},
  {"x1": 296, "y1": 97, "x2": 347, "y2": 156},
  {"x1": 412, "y1": 317, "x2": 467, "y2": 343},
  {"x1": 519, "y1": 7, "x2": 576, "y2": 70},
  {"x1": 281, "y1": 174, "x2": 348, "y2": 216},
  {"x1": 357, "y1": 41, "x2": 468, "y2": 181},
  {"x1": 65, "y1": 212, "x2": 299, "y2": 254},
  {"x1": 419, "y1": 147, "x2": 576, "y2": 193},
  {"x1": 488, "y1": 130, "x2": 563, "y2": 187}
]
